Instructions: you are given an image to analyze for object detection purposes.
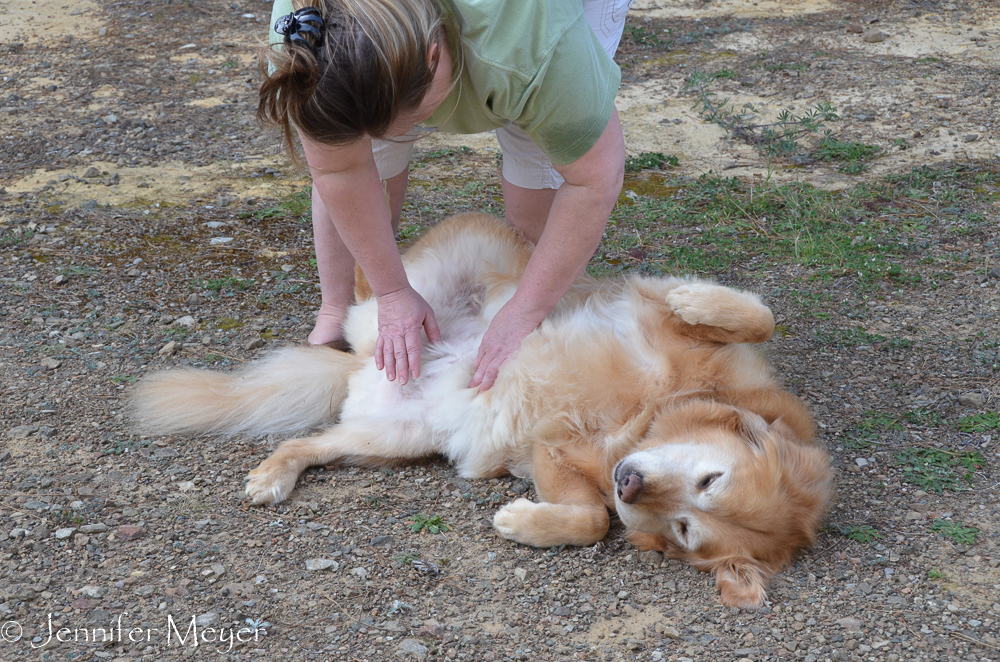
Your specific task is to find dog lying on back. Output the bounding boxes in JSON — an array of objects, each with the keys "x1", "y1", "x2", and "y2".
[{"x1": 133, "y1": 213, "x2": 830, "y2": 608}]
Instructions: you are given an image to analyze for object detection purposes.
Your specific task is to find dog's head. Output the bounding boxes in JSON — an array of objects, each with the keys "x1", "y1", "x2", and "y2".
[{"x1": 613, "y1": 400, "x2": 831, "y2": 609}]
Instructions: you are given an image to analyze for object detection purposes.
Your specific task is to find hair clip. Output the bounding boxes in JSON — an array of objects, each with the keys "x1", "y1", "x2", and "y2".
[{"x1": 274, "y1": 7, "x2": 326, "y2": 49}]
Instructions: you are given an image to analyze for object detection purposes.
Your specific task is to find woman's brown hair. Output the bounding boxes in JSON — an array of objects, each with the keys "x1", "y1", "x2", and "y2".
[{"x1": 258, "y1": 0, "x2": 446, "y2": 162}]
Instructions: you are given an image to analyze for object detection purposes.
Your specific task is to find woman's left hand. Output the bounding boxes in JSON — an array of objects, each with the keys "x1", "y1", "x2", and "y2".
[{"x1": 469, "y1": 302, "x2": 540, "y2": 392}]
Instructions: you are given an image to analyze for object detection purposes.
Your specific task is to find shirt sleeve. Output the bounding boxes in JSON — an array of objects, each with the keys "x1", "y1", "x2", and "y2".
[{"x1": 512, "y1": 14, "x2": 621, "y2": 166}]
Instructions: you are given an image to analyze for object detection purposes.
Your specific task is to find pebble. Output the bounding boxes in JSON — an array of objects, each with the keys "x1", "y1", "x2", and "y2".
[
  {"x1": 195, "y1": 612, "x2": 219, "y2": 627},
  {"x1": 82, "y1": 199, "x2": 99, "y2": 209},
  {"x1": 8, "y1": 425, "x2": 39, "y2": 439},
  {"x1": 210, "y1": 237, "x2": 233, "y2": 245},
  {"x1": 158, "y1": 341, "x2": 179, "y2": 357},
  {"x1": 855, "y1": 457, "x2": 869, "y2": 468},
  {"x1": 863, "y1": 30, "x2": 888, "y2": 42},
  {"x1": 244, "y1": 338, "x2": 265, "y2": 351},
  {"x1": 397, "y1": 638, "x2": 428, "y2": 659},
  {"x1": 837, "y1": 617, "x2": 863, "y2": 632},
  {"x1": 55, "y1": 527, "x2": 77, "y2": 540},
  {"x1": 117, "y1": 525, "x2": 144, "y2": 541},
  {"x1": 83, "y1": 167, "x2": 101, "y2": 178},
  {"x1": 40, "y1": 357, "x2": 61, "y2": 370},
  {"x1": 172, "y1": 315, "x2": 196, "y2": 328},
  {"x1": 79, "y1": 523, "x2": 108, "y2": 534},
  {"x1": 513, "y1": 567, "x2": 528, "y2": 582},
  {"x1": 958, "y1": 392, "x2": 985, "y2": 408},
  {"x1": 305, "y1": 559, "x2": 339, "y2": 572}
]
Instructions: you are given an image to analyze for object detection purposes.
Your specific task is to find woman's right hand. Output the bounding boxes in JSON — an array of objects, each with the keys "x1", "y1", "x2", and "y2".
[{"x1": 374, "y1": 286, "x2": 442, "y2": 384}]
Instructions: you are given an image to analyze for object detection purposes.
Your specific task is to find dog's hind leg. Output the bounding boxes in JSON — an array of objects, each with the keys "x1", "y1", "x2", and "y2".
[
  {"x1": 664, "y1": 282, "x2": 775, "y2": 344},
  {"x1": 493, "y1": 441, "x2": 609, "y2": 548},
  {"x1": 245, "y1": 419, "x2": 432, "y2": 505}
]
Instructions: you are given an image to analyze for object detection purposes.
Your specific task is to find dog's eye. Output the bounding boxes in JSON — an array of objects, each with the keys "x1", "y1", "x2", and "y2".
[
  {"x1": 696, "y1": 472, "x2": 723, "y2": 490},
  {"x1": 676, "y1": 519, "x2": 688, "y2": 538}
]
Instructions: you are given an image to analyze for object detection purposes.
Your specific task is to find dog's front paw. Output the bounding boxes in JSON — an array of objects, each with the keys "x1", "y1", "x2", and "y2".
[
  {"x1": 492, "y1": 498, "x2": 539, "y2": 544},
  {"x1": 244, "y1": 459, "x2": 299, "y2": 505},
  {"x1": 665, "y1": 283, "x2": 717, "y2": 326}
]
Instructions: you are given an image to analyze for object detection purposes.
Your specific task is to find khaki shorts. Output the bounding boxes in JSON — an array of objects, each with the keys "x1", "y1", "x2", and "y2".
[{"x1": 373, "y1": 0, "x2": 633, "y2": 190}]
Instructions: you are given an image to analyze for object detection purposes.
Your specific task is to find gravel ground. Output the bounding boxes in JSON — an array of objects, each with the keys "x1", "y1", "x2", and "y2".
[{"x1": 1, "y1": 1, "x2": 999, "y2": 661}]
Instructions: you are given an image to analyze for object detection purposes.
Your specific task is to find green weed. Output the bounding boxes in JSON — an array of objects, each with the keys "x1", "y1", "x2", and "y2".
[
  {"x1": 196, "y1": 277, "x2": 255, "y2": 293},
  {"x1": 930, "y1": 519, "x2": 979, "y2": 545},
  {"x1": 956, "y1": 411, "x2": 999, "y2": 432},
  {"x1": 904, "y1": 408, "x2": 945, "y2": 427},
  {"x1": 893, "y1": 448, "x2": 983, "y2": 492},
  {"x1": 408, "y1": 514, "x2": 450, "y2": 534},
  {"x1": 842, "y1": 525, "x2": 880, "y2": 544}
]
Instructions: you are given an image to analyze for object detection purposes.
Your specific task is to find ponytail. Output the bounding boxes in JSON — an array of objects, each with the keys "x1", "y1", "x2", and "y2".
[{"x1": 257, "y1": 0, "x2": 446, "y2": 166}]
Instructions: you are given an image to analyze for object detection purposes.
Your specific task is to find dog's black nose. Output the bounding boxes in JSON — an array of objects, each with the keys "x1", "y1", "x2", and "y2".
[{"x1": 616, "y1": 470, "x2": 644, "y2": 504}]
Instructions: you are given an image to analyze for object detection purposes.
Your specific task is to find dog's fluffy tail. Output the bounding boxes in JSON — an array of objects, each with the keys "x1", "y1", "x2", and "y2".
[{"x1": 131, "y1": 346, "x2": 364, "y2": 437}]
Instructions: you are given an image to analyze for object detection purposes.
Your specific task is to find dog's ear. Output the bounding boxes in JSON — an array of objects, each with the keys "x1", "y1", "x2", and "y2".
[
  {"x1": 722, "y1": 409, "x2": 770, "y2": 452},
  {"x1": 713, "y1": 557, "x2": 770, "y2": 609}
]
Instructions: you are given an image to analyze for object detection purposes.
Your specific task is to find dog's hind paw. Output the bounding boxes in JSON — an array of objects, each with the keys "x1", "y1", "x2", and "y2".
[
  {"x1": 244, "y1": 461, "x2": 298, "y2": 505},
  {"x1": 665, "y1": 283, "x2": 718, "y2": 327}
]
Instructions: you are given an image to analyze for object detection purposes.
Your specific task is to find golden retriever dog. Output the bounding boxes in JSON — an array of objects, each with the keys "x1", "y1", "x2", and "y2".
[{"x1": 133, "y1": 213, "x2": 831, "y2": 608}]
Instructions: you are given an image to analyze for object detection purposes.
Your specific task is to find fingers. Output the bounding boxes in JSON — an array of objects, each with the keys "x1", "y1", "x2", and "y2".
[
  {"x1": 476, "y1": 358, "x2": 501, "y2": 392},
  {"x1": 381, "y1": 336, "x2": 396, "y2": 382},
  {"x1": 375, "y1": 335, "x2": 385, "y2": 371},
  {"x1": 405, "y1": 330, "x2": 422, "y2": 380},
  {"x1": 393, "y1": 336, "x2": 410, "y2": 385},
  {"x1": 423, "y1": 310, "x2": 442, "y2": 345}
]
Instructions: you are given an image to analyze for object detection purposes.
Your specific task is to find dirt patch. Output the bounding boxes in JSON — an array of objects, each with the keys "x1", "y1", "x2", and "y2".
[{"x1": 0, "y1": 0, "x2": 103, "y2": 43}]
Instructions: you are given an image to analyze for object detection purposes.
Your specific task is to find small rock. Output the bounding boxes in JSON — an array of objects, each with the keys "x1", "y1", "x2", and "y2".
[
  {"x1": 855, "y1": 457, "x2": 869, "y2": 468},
  {"x1": 79, "y1": 523, "x2": 108, "y2": 534},
  {"x1": 350, "y1": 567, "x2": 368, "y2": 581},
  {"x1": 41, "y1": 357, "x2": 61, "y2": 370},
  {"x1": 99, "y1": 27, "x2": 107, "y2": 37},
  {"x1": 846, "y1": 24, "x2": 863, "y2": 34},
  {"x1": 83, "y1": 167, "x2": 101, "y2": 178},
  {"x1": 117, "y1": 525, "x2": 144, "y2": 541},
  {"x1": 863, "y1": 30, "x2": 888, "y2": 43},
  {"x1": 417, "y1": 618, "x2": 444, "y2": 638},
  {"x1": 513, "y1": 568, "x2": 528, "y2": 582},
  {"x1": 662, "y1": 626, "x2": 681, "y2": 639},
  {"x1": 244, "y1": 338, "x2": 265, "y2": 351},
  {"x1": 80, "y1": 586, "x2": 103, "y2": 598},
  {"x1": 211, "y1": 563, "x2": 225, "y2": 576},
  {"x1": 397, "y1": 638, "x2": 428, "y2": 659},
  {"x1": 837, "y1": 617, "x2": 864, "y2": 632},
  {"x1": 195, "y1": 613, "x2": 219, "y2": 627},
  {"x1": 958, "y1": 392, "x2": 985, "y2": 408},
  {"x1": 989, "y1": 267, "x2": 1000, "y2": 280},
  {"x1": 82, "y1": 199, "x2": 99, "y2": 209},
  {"x1": 638, "y1": 550, "x2": 663, "y2": 566},
  {"x1": 305, "y1": 559, "x2": 339, "y2": 572},
  {"x1": 53, "y1": 274, "x2": 68, "y2": 285},
  {"x1": 210, "y1": 237, "x2": 233, "y2": 245},
  {"x1": 185, "y1": 293, "x2": 201, "y2": 305},
  {"x1": 55, "y1": 527, "x2": 77, "y2": 540},
  {"x1": 158, "y1": 341, "x2": 179, "y2": 357},
  {"x1": 963, "y1": 134, "x2": 979, "y2": 143},
  {"x1": 176, "y1": 481, "x2": 196, "y2": 492},
  {"x1": 8, "y1": 528, "x2": 28, "y2": 539},
  {"x1": 8, "y1": 425, "x2": 39, "y2": 439},
  {"x1": 172, "y1": 315, "x2": 196, "y2": 328}
]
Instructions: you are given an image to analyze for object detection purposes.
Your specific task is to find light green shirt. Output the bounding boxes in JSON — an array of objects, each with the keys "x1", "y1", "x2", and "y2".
[{"x1": 270, "y1": 0, "x2": 620, "y2": 165}]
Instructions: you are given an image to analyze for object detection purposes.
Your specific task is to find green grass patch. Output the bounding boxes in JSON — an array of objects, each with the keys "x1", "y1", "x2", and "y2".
[
  {"x1": 253, "y1": 189, "x2": 312, "y2": 222},
  {"x1": 930, "y1": 519, "x2": 979, "y2": 545},
  {"x1": 813, "y1": 137, "x2": 882, "y2": 174},
  {"x1": 841, "y1": 525, "x2": 880, "y2": 544},
  {"x1": 893, "y1": 448, "x2": 983, "y2": 492},
  {"x1": 625, "y1": 152, "x2": 679, "y2": 172},
  {"x1": 904, "y1": 408, "x2": 946, "y2": 427},
  {"x1": 197, "y1": 277, "x2": 255, "y2": 293}
]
